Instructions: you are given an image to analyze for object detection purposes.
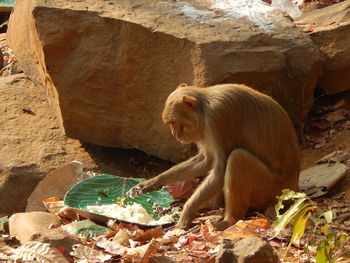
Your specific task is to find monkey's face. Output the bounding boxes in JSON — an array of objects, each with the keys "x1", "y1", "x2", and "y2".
[
  {"x1": 167, "y1": 115, "x2": 202, "y2": 144},
  {"x1": 162, "y1": 93, "x2": 203, "y2": 144}
]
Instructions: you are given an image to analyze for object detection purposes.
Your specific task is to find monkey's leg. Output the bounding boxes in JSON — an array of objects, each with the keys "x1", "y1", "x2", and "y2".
[
  {"x1": 223, "y1": 148, "x2": 281, "y2": 224},
  {"x1": 177, "y1": 163, "x2": 225, "y2": 228}
]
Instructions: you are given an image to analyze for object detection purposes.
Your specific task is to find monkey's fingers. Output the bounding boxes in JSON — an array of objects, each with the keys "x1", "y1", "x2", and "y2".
[
  {"x1": 140, "y1": 182, "x2": 162, "y2": 193},
  {"x1": 126, "y1": 186, "x2": 144, "y2": 198}
]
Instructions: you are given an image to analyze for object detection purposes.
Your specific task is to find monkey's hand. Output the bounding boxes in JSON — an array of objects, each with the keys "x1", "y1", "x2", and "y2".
[{"x1": 127, "y1": 179, "x2": 161, "y2": 198}]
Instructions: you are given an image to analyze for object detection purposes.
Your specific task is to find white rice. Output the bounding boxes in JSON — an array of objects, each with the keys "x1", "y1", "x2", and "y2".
[{"x1": 86, "y1": 203, "x2": 175, "y2": 225}]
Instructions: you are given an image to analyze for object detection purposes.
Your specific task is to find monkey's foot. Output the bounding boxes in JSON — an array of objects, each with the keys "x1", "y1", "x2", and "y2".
[
  {"x1": 223, "y1": 216, "x2": 238, "y2": 226},
  {"x1": 211, "y1": 218, "x2": 238, "y2": 230},
  {"x1": 211, "y1": 220, "x2": 230, "y2": 231},
  {"x1": 176, "y1": 216, "x2": 192, "y2": 229}
]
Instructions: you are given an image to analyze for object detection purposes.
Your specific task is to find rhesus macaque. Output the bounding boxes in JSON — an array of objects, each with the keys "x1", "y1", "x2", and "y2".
[{"x1": 128, "y1": 83, "x2": 300, "y2": 229}]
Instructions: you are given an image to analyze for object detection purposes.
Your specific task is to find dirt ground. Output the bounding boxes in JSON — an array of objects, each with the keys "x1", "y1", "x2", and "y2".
[
  {"x1": 301, "y1": 125, "x2": 350, "y2": 169},
  {"x1": 300, "y1": 90, "x2": 350, "y2": 199}
]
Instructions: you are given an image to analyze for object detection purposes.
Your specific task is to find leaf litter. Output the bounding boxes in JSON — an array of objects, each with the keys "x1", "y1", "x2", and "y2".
[
  {"x1": 1, "y1": 195, "x2": 349, "y2": 262},
  {"x1": 3, "y1": 162, "x2": 350, "y2": 263}
]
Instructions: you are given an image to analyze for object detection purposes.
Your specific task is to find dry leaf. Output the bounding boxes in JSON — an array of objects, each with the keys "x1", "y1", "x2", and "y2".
[
  {"x1": 12, "y1": 241, "x2": 69, "y2": 263},
  {"x1": 134, "y1": 226, "x2": 163, "y2": 243},
  {"x1": 325, "y1": 109, "x2": 349, "y2": 125},
  {"x1": 42, "y1": 199, "x2": 65, "y2": 215},
  {"x1": 316, "y1": 150, "x2": 350, "y2": 164},
  {"x1": 95, "y1": 237, "x2": 126, "y2": 256},
  {"x1": 71, "y1": 244, "x2": 112, "y2": 263},
  {"x1": 311, "y1": 137, "x2": 327, "y2": 149},
  {"x1": 141, "y1": 239, "x2": 161, "y2": 263},
  {"x1": 164, "y1": 180, "x2": 198, "y2": 199},
  {"x1": 175, "y1": 234, "x2": 203, "y2": 248},
  {"x1": 310, "y1": 118, "x2": 330, "y2": 130},
  {"x1": 188, "y1": 241, "x2": 209, "y2": 259},
  {"x1": 113, "y1": 229, "x2": 131, "y2": 246}
]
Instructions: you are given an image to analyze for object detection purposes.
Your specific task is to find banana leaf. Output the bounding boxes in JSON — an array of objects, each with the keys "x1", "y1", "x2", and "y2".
[
  {"x1": 0, "y1": 0, "x2": 15, "y2": 7},
  {"x1": 64, "y1": 174, "x2": 173, "y2": 221}
]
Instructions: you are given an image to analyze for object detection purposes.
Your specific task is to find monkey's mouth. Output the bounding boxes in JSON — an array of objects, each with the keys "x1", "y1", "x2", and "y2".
[{"x1": 176, "y1": 137, "x2": 193, "y2": 144}]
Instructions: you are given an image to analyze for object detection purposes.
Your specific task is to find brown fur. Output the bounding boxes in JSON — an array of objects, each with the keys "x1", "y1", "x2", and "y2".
[{"x1": 129, "y1": 83, "x2": 300, "y2": 228}]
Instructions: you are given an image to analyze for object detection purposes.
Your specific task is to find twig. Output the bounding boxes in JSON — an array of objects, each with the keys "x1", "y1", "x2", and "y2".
[{"x1": 336, "y1": 212, "x2": 350, "y2": 223}]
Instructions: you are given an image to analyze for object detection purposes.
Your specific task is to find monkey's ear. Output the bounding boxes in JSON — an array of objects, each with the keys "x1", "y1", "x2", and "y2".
[
  {"x1": 178, "y1": 83, "x2": 188, "y2": 88},
  {"x1": 182, "y1": 96, "x2": 198, "y2": 111}
]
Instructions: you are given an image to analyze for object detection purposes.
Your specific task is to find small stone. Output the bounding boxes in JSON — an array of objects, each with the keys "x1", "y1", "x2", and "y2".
[
  {"x1": 216, "y1": 237, "x2": 279, "y2": 263},
  {"x1": 9, "y1": 211, "x2": 81, "y2": 249}
]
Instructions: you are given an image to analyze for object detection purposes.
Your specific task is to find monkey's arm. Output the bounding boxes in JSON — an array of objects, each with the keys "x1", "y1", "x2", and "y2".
[
  {"x1": 127, "y1": 153, "x2": 211, "y2": 197},
  {"x1": 177, "y1": 164, "x2": 225, "y2": 228}
]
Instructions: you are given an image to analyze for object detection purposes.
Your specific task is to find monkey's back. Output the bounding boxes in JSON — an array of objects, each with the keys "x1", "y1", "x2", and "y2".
[{"x1": 204, "y1": 84, "x2": 300, "y2": 190}]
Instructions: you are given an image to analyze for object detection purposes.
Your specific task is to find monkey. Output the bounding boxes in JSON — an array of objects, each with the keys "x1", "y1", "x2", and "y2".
[{"x1": 128, "y1": 83, "x2": 300, "y2": 229}]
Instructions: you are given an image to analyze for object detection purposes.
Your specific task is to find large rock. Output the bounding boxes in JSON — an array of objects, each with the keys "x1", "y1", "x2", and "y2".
[
  {"x1": 7, "y1": 0, "x2": 323, "y2": 162},
  {"x1": 295, "y1": 0, "x2": 350, "y2": 94}
]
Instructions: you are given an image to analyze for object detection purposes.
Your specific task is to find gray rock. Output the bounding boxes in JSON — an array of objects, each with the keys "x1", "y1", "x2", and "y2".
[{"x1": 216, "y1": 237, "x2": 279, "y2": 263}]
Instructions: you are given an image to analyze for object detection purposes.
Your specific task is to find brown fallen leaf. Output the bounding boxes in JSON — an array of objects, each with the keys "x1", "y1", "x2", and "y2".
[
  {"x1": 134, "y1": 226, "x2": 163, "y2": 243},
  {"x1": 164, "y1": 179, "x2": 198, "y2": 199},
  {"x1": 113, "y1": 229, "x2": 131, "y2": 246},
  {"x1": 316, "y1": 149, "x2": 350, "y2": 164},
  {"x1": 310, "y1": 118, "x2": 330, "y2": 130},
  {"x1": 141, "y1": 239, "x2": 161, "y2": 263},
  {"x1": 311, "y1": 137, "x2": 327, "y2": 149},
  {"x1": 325, "y1": 109, "x2": 349, "y2": 125}
]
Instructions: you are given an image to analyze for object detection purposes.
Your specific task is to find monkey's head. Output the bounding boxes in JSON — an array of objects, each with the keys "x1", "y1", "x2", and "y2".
[{"x1": 162, "y1": 85, "x2": 204, "y2": 144}]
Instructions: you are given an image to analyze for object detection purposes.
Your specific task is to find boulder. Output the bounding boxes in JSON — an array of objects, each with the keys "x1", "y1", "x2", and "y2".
[
  {"x1": 9, "y1": 212, "x2": 81, "y2": 249},
  {"x1": 7, "y1": 0, "x2": 323, "y2": 162},
  {"x1": 215, "y1": 237, "x2": 279, "y2": 263},
  {"x1": 295, "y1": 0, "x2": 350, "y2": 94}
]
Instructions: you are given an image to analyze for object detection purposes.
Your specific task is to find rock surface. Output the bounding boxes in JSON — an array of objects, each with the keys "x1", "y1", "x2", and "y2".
[
  {"x1": 9, "y1": 212, "x2": 81, "y2": 249},
  {"x1": 26, "y1": 161, "x2": 84, "y2": 212},
  {"x1": 215, "y1": 237, "x2": 279, "y2": 263},
  {"x1": 7, "y1": 0, "x2": 323, "y2": 161},
  {"x1": 0, "y1": 72, "x2": 169, "y2": 215},
  {"x1": 299, "y1": 162, "x2": 349, "y2": 197},
  {"x1": 0, "y1": 73, "x2": 97, "y2": 215},
  {"x1": 296, "y1": 0, "x2": 350, "y2": 94}
]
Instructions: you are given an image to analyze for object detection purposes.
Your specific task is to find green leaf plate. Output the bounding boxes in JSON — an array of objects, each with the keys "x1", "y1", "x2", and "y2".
[
  {"x1": 64, "y1": 174, "x2": 174, "y2": 226},
  {"x1": 0, "y1": 0, "x2": 15, "y2": 7}
]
